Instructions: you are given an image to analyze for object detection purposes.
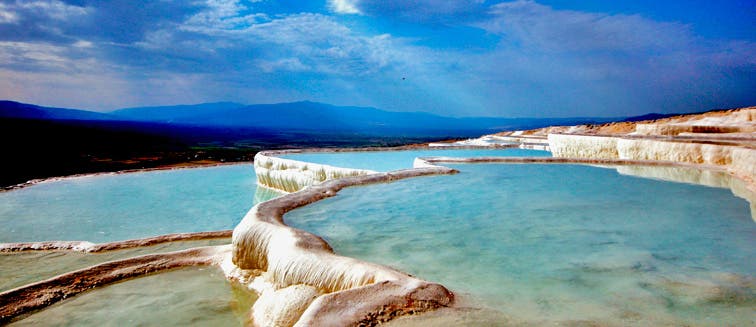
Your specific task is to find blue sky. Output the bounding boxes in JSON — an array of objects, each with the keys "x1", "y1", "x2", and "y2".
[{"x1": 0, "y1": 0, "x2": 753, "y2": 117}]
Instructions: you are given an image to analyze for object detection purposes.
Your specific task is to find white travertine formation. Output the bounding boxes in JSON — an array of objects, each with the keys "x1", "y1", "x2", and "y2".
[
  {"x1": 633, "y1": 108, "x2": 756, "y2": 136},
  {"x1": 519, "y1": 143, "x2": 550, "y2": 151},
  {"x1": 254, "y1": 152, "x2": 375, "y2": 193},
  {"x1": 252, "y1": 284, "x2": 321, "y2": 327},
  {"x1": 548, "y1": 134, "x2": 755, "y2": 187},
  {"x1": 633, "y1": 124, "x2": 744, "y2": 136},
  {"x1": 731, "y1": 147, "x2": 756, "y2": 182},
  {"x1": 616, "y1": 139, "x2": 732, "y2": 165},
  {"x1": 547, "y1": 134, "x2": 619, "y2": 159},
  {"x1": 429, "y1": 133, "x2": 550, "y2": 150},
  {"x1": 413, "y1": 157, "x2": 436, "y2": 168},
  {"x1": 232, "y1": 207, "x2": 408, "y2": 292},
  {"x1": 544, "y1": 108, "x2": 755, "y2": 221},
  {"x1": 230, "y1": 167, "x2": 456, "y2": 326},
  {"x1": 544, "y1": 108, "x2": 755, "y2": 223}
]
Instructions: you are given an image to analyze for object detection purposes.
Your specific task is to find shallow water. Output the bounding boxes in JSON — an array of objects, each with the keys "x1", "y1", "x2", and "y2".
[
  {"x1": 286, "y1": 164, "x2": 756, "y2": 326},
  {"x1": 279, "y1": 148, "x2": 551, "y2": 171},
  {"x1": 9, "y1": 266, "x2": 256, "y2": 327},
  {"x1": 0, "y1": 164, "x2": 279, "y2": 243},
  {"x1": 0, "y1": 238, "x2": 230, "y2": 292}
]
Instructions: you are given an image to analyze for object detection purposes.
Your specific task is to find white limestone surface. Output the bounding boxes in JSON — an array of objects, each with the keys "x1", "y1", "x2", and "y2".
[
  {"x1": 547, "y1": 133, "x2": 756, "y2": 205},
  {"x1": 548, "y1": 134, "x2": 754, "y2": 178},
  {"x1": 254, "y1": 152, "x2": 375, "y2": 193},
  {"x1": 633, "y1": 108, "x2": 756, "y2": 136},
  {"x1": 547, "y1": 134, "x2": 619, "y2": 159},
  {"x1": 429, "y1": 134, "x2": 549, "y2": 150},
  {"x1": 252, "y1": 284, "x2": 321, "y2": 327},
  {"x1": 228, "y1": 168, "x2": 456, "y2": 326}
]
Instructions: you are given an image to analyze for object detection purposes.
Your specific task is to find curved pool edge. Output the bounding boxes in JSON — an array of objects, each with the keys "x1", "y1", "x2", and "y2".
[
  {"x1": 253, "y1": 151, "x2": 377, "y2": 193},
  {"x1": 0, "y1": 230, "x2": 232, "y2": 253},
  {"x1": 0, "y1": 245, "x2": 230, "y2": 324},
  {"x1": 0, "y1": 232, "x2": 234, "y2": 323},
  {"x1": 230, "y1": 164, "x2": 459, "y2": 326},
  {"x1": 254, "y1": 145, "x2": 529, "y2": 193}
]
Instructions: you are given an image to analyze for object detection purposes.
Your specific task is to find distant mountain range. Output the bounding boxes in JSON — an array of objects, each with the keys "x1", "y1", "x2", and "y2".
[
  {"x1": 1, "y1": 100, "x2": 651, "y2": 136},
  {"x1": 0, "y1": 100, "x2": 114, "y2": 121},
  {"x1": 0, "y1": 99, "x2": 694, "y2": 187}
]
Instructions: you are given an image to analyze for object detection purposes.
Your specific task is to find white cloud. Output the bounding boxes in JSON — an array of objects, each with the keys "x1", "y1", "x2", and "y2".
[
  {"x1": 182, "y1": 0, "x2": 268, "y2": 33},
  {"x1": 135, "y1": 29, "x2": 176, "y2": 50},
  {"x1": 329, "y1": 0, "x2": 361, "y2": 15},
  {"x1": 0, "y1": 41, "x2": 100, "y2": 73},
  {"x1": 342, "y1": 0, "x2": 484, "y2": 20},
  {"x1": 0, "y1": 42, "x2": 69, "y2": 70},
  {"x1": 162, "y1": 10, "x2": 407, "y2": 76},
  {"x1": 0, "y1": 3, "x2": 18, "y2": 24},
  {"x1": 258, "y1": 58, "x2": 310, "y2": 73},
  {"x1": 482, "y1": 0, "x2": 691, "y2": 52},
  {"x1": 16, "y1": 0, "x2": 90, "y2": 21},
  {"x1": 73, "y1": 40, "x2": 93, "y2": 48},
  {"x1": 241, "y1": 14, "x2": 402, "y2": 75}
]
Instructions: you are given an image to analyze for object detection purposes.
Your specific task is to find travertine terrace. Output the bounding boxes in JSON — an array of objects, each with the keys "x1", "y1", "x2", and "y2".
[
  {"x1": 2, "y1": 107, "x2": 753, "y2": 326},
  {"x1": 444, "y1": 107, "x2": 755, "y2": 191}
]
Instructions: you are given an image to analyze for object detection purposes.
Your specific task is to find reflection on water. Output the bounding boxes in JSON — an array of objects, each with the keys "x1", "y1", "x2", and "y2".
[
  {"x1": 254, "y1": 186, "x2": 285, "y2": 203},
  {"x1": 10, "y1": 267, "x2": 256, "y2": 327},
  {"x1": 614, "y1": 165, "x2": 755, "y2": 220},
  {"x1": 286, "y1": 164, "x2": 755, "y2": 326}
]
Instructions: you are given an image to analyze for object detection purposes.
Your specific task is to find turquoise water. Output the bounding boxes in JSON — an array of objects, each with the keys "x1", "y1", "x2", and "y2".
[
  {"x1": 0, "y1": 164, "x2": 278, "y2": 243},
  {"x1": 10, "y1": 266, "x2": 255, "y2": 326},
  {"x1": 279, "y1": 148, "x2": 551, "y2": 171},
  {"x1": 285, "y1": 164, "x2": 755, "y2": 326}
]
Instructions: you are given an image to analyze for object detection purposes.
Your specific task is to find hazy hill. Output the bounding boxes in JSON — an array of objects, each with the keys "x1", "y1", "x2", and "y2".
[
  {"x1": 0, "y1": 100, "x2": 114, "y2": 121},
  {"x1": 110, "y1": 100, "x2": 615, "y2": 135},
  {"x1": 1, "y1": 98, "x2": 666, "y2": 139},
  {"x1": 2, "y1": 99, "x2": 672, "y2": 136},
  {"x1": 111, "y1": 102, "x2": 246, "y2": 123},
  {"x1": 114, "y1": 101, "x2": 478, "y2": 132}
]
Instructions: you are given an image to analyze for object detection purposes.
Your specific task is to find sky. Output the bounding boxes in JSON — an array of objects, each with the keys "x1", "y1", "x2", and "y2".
[{"x1": 0, "y1": 0, "x2": 754, "y2": 117}]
